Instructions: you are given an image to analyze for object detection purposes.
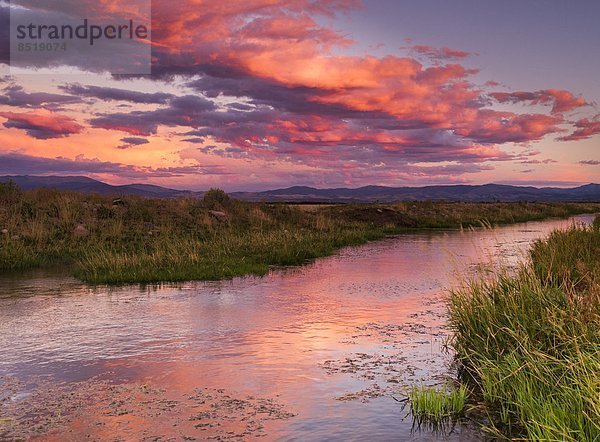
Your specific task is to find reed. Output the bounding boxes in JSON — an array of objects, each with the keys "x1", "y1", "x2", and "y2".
[{"x1": 448, "y1": 220, "x2": 600, "y2": 440}]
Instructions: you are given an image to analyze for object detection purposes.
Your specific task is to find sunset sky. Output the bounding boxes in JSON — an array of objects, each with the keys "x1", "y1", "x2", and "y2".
[{"x1": 0, "y1": 0, "x2": 599, "y2": 191}]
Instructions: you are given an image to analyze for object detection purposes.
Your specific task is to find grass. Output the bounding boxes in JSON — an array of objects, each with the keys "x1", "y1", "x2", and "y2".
[
  {"x1": 448, "y1": 219, "x2": 600, "y2": 441},
  {"x1": 324, "y1": 200, "x2": 600, "y2": 229},
  {"x1": 1, "y1": 181, "x2": 599, "y2": 284},
  {"x1": 409, "y1": 384, "x2": 468, "y2": 424},
  {"x1": 74, "y1": 224, "x2": 388, "y2": 284}
]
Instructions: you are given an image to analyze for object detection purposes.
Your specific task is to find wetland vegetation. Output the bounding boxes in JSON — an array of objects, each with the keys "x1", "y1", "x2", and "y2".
[
  {"x1": 1, "y1": 181, "x2": 599, "y2": 284},
  {"x1": 448, "y1": 217, "x2": 600, "y2": 441}
]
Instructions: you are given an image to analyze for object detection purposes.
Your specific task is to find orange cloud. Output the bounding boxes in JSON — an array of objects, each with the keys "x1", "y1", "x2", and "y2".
[{"x1": 0, "y1": 109, "x2": 83, "y2": 139}]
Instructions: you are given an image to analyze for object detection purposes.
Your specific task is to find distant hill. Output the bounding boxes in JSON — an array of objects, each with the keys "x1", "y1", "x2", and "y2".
[
  {"x1": 0, "y1": 175, "x2": 190, "y2": 198},
  {"x1": 231, "y1": 183, "x2": 600, "y2": 203},
  {"x1": 1, "y1": 175, "x2": 599, "y2": 202}
]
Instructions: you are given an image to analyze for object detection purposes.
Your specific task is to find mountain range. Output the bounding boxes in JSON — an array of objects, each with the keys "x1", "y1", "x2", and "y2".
[{"x1": 1, "y1": 175, "x2": 600, "y2": 203}]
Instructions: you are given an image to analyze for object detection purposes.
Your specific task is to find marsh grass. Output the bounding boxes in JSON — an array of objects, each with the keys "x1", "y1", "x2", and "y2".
[
  {"x1": 74, "y1": 224, "x2": 388, "y2": 284},
  {"x1": 409, "y1": 384, "x2": 468, "y2": 424},
  {"x1": 448, "y1": 220, "x2": 600, "y2": 441},
  {"x1": 1, "y1": 181, "x2": 599, "y2": 284}
]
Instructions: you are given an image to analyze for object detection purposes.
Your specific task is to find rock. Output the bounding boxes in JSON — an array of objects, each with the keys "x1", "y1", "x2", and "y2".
[
  {"x1": 74, "y1": 224, "x2": 89, "y2": 237},
  {"x1": 1, "y1": 229, "x2": 8, "y2": 235},
  {"x1": 376, "y1": 209, "x2": 383, "y2": 214},
  {"x1": 209, "y1": 210, "x2": 228, "y2": 221},
  {"x1": 11, "y1": 235, "x2": 20, "y2": 241},
  {"x1": 112, "y1": 198, "x2": 126, "y2": 206}
]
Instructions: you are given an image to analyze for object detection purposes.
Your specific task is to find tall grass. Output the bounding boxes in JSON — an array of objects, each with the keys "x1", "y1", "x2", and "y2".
[
  {"x1": 448, "y1": 220, "x2": 600, "y2": 441},
  {"x1": 531, "y1": 220, "x2": 600, "y2": 296},
  {"x1": 75, "y1": 225, "x2": 387, "y2": 284}
]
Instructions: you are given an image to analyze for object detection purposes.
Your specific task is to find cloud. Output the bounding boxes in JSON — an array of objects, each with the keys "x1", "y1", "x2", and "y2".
[
  {"x1": 520, "y1": 158, "x2": 557, "y2": 165},
  {"x1": 120, "y1": 137, "x2": 149, "y2": 145},
  {"x1": 90, "y1": 112, "x2": 160, "y2": 136},
  {"x1": 0, "y1": 84, "x2": 81, "y2": 109},
  {"x1": 117, "y1": 136, "x2": 150, "y2": 149},
  {"x1": 141, "y1": 0, "x2": 583, "y2": 167},
  {"x1": 183, "y1": 137, "x2": 206, "y2": 144},
  {"x1": 454, "y1": 111, "x2": 563, "y2": 144},
  {"x1": 90, "y1": 94, "x2": 217, "y2": 135},
  {"x1": 1, "y1": 0, "x2": 598, "y2": 187},
  {"x1": 0, "y1": 151, "x2": 230, "y2": 178},
  {"x1": 0, "y1": 109, "x2": 83, "y2": 139},
  {"x1": 403, "y1": 44, "x2": 474, "y2": 61},
  {"x1": 579, "y1": 160, "x2": 600, "y2": 166},
  {"x1": 61, "y1": 84, "x2": 174, "y2": 105},
  {"x1": 151, "y1": 0, "x2": 360, "y2": 57},
  {"x1": 490, "y1": 89, "x2": 588, "y2": 114},
  {"x1": 0, "y1": 151, "x2": 151, "y2": 178},
  {"x1": 559, "y1": 117, "x2": 600, "y2": 141}
]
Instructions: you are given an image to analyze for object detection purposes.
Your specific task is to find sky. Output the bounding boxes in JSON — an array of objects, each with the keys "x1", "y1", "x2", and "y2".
[{"x1": 0, "y1": 0, "x2": 598, "y2": 191}]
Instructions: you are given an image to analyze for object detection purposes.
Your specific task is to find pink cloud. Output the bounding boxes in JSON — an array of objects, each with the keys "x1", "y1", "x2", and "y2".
[
  {"x1": 0, "y1": 110, "x2": 83, "y2": 139},
  {"x1": 559, "y1": 117, "x2": 600, "y2": 141},
  {"x1": 490, "y1": 89, "x2": 588, "y2": 114},
  {"x1": 452, "y1": 111, "x2": 563, "y2": 144}
]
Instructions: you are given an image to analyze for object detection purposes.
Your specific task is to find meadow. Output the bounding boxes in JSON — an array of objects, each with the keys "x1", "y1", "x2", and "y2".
[
  {"x1": 1, "y1": 181, "x2": 599, "y2": 284},
  {"x1": 448, "y1": 217, "x2": 600, "y2": 441}
]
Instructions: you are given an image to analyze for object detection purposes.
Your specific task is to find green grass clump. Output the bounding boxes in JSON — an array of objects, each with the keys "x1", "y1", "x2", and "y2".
[
  {"x1": 409, "y1": 384, "x2": 468, "y2": 424},
  {"x1": 449, "y1": 220, "x2": 600, "y2": 441}
]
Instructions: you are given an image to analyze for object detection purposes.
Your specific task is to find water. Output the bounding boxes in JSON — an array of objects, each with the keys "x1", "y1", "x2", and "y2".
[{"x1": 0, "y1": 215, "x2": 594, "y2": 441}]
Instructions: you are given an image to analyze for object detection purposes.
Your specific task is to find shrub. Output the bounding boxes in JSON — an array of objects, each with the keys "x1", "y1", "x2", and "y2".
[{"x1": 202, "y1": 188, "x2": 230, "y2": 209}]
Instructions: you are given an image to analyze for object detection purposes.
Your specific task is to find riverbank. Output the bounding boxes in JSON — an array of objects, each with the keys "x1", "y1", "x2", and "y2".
[
  {"x1": 1, "y1": 182, "x2": 599, "y2": 284},
  {"x1": 448, "y1": 217, "x2": 600, "y2": 440}
]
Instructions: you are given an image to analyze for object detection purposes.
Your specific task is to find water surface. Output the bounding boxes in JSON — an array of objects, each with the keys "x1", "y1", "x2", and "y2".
[{"x1": 0, "y1": 215, "x2": 594, "y2": 441}]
